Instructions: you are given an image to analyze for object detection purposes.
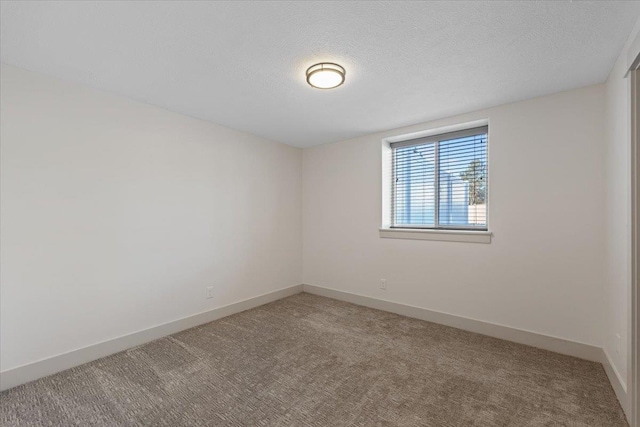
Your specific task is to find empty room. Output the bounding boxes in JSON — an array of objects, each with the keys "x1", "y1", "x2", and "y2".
[{"x1": 1, "y1": 1, "x2": 640, "y2": 426}]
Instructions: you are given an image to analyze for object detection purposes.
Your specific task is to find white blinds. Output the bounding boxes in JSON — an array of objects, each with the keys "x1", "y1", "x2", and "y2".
[{"x1": 390, "y1": 126, "x2": 488, "y2": 230}]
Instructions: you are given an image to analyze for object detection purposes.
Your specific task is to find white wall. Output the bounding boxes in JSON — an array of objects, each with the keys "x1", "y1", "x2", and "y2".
[
  {"x1": 303, "y1": 84, "x2": 606, "y2": 347},
  {"x1": 603, "y1": 15, "x2": 640, "y2": 404},
  {"x1": 0, "y1": 64, "x2": 302, "y2": 372}
]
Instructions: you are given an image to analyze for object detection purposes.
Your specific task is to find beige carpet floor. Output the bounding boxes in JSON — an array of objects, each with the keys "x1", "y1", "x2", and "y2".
[{"x1": 0, "y1": 292, "x2": 627, "y2": 426}]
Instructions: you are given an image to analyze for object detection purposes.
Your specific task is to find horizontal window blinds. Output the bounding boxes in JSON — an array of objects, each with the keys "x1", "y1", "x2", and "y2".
[{"x1": 390, "y1": 126, "x2": 488, "y2": 230}]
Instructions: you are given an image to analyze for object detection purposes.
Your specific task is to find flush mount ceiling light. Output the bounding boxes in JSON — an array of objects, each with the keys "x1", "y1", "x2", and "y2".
[{"x1": 306, "y1": 63, "x2": 346, "y2": 89}]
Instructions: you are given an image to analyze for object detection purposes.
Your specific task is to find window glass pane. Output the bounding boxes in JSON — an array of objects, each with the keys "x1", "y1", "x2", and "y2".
[
  {"x1": 393, "y1": 143, "x2": 435, "y2": 226},
  {"x1": 438, "y1": 133, "x2": 487, "y2": 228}
]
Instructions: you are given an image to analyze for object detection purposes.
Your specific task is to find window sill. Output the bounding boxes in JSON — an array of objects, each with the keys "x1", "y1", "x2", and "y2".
[{"x1": 379, "y1": 228, "x2": 492, "y2": 244}]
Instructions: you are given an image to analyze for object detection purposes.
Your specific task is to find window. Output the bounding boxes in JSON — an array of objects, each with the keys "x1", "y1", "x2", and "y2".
[{"x1": 390, "y1": 126, "x2": 488, "y2": 230}]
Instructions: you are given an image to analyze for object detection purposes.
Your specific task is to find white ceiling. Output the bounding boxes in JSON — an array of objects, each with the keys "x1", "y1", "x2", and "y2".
[{"x1": 2, "y1": 1, "x2": 639, "y2": 148}]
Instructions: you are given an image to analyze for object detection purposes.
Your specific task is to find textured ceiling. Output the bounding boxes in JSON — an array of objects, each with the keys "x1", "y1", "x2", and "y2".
[{"x1": 2, "y1": 1, "x2": 640, "y2": 148}]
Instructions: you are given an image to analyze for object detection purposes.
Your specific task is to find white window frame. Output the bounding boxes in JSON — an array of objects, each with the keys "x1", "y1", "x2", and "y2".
[{"x1": 380, "y1": 120, "x2": 492, "y2": 244}]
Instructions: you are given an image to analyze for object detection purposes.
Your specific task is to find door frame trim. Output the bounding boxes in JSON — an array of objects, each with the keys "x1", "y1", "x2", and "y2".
[{"x1": 630, "y1": 65, "x2": 639, "y2": 427}]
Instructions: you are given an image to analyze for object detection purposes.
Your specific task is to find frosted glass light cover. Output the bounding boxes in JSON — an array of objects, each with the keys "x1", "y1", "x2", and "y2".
[{"x1": 306, "y1": 63, "x2": 345, "y2": 89}]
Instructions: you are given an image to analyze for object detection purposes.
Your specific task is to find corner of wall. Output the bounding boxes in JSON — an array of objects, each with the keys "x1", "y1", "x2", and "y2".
[{"x1": 602, "y1": 348, "x2": 630, "y2": 417}]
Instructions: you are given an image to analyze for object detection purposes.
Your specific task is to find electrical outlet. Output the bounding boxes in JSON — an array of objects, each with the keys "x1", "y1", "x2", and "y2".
[
  {"x1": 380, "y1": 279, "x2": 387, "y2": 290},
  {"x1": 615, "y1": 334, "x2": 621, "y2": 354},
  {"x1": 206, "y1": 286, "x2": 214, "y2": 299}
]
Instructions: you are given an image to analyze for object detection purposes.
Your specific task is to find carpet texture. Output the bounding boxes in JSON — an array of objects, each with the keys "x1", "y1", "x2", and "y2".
[{"x1": 0, "y1": 293, "x2": 627, "y2": 426}]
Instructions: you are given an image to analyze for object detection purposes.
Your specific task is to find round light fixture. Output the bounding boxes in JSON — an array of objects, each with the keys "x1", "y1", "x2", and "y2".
[{"x1": 306, "y1": 63, "x2": 345, "y2": 89}]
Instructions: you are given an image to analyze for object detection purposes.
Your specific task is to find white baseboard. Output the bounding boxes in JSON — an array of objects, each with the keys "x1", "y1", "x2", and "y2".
[
  {"x1": 303, "y1": 284, "x2": 602, "y2": 362},
  {"x1": 0, "y1": 284, "x2": 303, "y2": 392},
  {"x1": 602, "y1": 348, "x2": 630, "y2": 419}
]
